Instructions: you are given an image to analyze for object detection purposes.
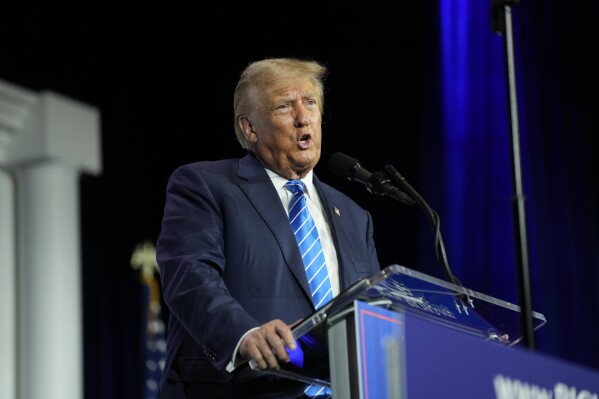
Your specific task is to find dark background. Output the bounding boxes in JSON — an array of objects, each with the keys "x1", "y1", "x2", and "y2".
[{"x1": 2, "y1": 1, "x2": 598, "y2": 398}]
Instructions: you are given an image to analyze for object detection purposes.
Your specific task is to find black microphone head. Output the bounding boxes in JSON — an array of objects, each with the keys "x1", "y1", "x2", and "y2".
[{"x1": 329, "y1": 152, "x2": 361, "y2": 180}]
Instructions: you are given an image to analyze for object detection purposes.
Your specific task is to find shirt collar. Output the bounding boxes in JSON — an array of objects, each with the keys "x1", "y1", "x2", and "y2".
[{"x1": 266, "y1": 169, "x2": 315, "y2": 198}]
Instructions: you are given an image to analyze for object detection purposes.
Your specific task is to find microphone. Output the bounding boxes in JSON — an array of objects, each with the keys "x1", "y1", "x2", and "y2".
[{"x1": 328, "y1": 152, "x2": 416, "y2": 206}]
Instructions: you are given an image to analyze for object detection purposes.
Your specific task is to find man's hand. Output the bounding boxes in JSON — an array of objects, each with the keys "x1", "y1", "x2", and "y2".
[{"x1": 238, "y1": 319, "x2": 297, "y2": 370}]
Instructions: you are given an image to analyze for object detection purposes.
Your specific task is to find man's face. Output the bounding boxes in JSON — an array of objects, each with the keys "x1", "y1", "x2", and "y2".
[{"x1": 241, "y1": 79, "x2": 322, "y2": 180}]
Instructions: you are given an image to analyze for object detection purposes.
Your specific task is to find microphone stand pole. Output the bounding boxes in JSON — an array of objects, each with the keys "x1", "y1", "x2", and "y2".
[{"x1": 492, "y1": 0, "x2": 535, "y2": 350}]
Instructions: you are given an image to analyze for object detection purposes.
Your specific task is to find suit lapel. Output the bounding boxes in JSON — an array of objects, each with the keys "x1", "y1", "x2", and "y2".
[
  {"x1": 236, "y1": 154, "x2": 313, "y2": 300},
  {"x1": 313, "y1": 177, "x2": 351, "y2": 290}
]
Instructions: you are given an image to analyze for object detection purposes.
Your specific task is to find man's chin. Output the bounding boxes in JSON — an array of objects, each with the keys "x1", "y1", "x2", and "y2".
[{"x1": 293, "y1": 151, "x2": 320, "y2": 169}]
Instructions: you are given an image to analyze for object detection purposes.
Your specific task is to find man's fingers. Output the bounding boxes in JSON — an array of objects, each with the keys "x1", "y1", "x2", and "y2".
[
  {"x1": 274, "y1": 322, "x2": 297, "y2": 351},
  {"x1": 258, "y1": 347, "x2": 279, "y2": 369},
  {"x1": 240, "y1": 320, "x2": 297, "y2": 370},
  {"x1": 241, "y1": 337, "x2": 275, "y2": 369},
  {"x1": 268, "y1": 337, "x2": 290, "y2": 365}
]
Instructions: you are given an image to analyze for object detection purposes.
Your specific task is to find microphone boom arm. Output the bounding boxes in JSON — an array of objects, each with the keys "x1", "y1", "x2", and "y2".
[{"x1": 383, "y1": 164, "x2": 471, "y2": 307}]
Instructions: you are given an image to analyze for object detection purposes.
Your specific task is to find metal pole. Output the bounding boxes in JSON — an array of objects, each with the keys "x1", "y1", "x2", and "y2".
[{"x1": 492, "y1": 0, "x2": 536, "y2": 350}]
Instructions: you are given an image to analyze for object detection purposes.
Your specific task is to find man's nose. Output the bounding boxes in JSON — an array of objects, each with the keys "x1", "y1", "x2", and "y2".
[{"x1": 295, "y1": 108, "x2": 311, "y2": 127}]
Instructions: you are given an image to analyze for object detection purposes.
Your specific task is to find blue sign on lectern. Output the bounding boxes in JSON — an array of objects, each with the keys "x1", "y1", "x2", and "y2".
[
  {"x1": 355, "y1": 299, "x2": 599, "y2": 398},
  {"x1": 353, "y1": 300, "x2": 406, "y2": 399},
  {"x1": 253, "y1": 265, "x2": 599, "y2": 398}
]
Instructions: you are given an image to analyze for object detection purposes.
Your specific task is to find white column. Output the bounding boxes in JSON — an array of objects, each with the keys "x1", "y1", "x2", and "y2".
[
  {"x1": 17, "y1": 163, "x2": 82, "y2": 399},
  {"x1": 0, "y1": 169, "x2": 16, "y2": 399},
  {"x1": 0, "y1": 78, "x2": 34, "y2": 399},
  {"x1": 0, "y1": 78, "x2": 101, "y2": 399}
]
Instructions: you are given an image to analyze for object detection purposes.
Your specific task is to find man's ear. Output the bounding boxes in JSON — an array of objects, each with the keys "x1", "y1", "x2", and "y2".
[{"x1": 239, "y1": 117, "x2": 257, "y2": 143}]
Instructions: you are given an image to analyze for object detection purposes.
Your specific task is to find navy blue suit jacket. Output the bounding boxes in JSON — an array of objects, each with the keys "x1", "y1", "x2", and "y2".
[{"x1": 156, "y1": 152, "x2": 381, "y2": 397}]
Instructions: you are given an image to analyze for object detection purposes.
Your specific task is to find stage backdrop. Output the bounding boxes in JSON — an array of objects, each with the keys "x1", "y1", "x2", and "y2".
[{"x1": 0, "y1": 1, "x2": 597, "y2": 398}]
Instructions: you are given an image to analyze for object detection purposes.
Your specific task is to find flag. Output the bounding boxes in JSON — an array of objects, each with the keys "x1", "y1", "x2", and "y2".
[{"x1": 132, "y1": 241, "x2": 167, "y2": 399}]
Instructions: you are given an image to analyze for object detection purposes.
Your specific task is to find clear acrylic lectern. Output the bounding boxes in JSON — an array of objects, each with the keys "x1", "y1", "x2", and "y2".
[{"x1": 250, "y1": 264, "x2": 547, "y2": 391}]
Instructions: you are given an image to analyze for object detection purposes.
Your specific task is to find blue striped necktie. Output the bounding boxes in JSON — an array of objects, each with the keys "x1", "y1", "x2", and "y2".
[
  {"x1": 285, "y1": 180, "x2": 333, "y2": 399},
  {"x1": 285, "y1": 180, "x2": 334, "y2": 310}
]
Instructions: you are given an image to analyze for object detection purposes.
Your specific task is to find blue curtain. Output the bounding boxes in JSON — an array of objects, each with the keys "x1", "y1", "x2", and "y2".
[
  {"x1": 435, "y1": 0, "x2": 599, "y2": 371},
  {"x1": 439, "y1": 0, "x2": 516, "y2": 302}
]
